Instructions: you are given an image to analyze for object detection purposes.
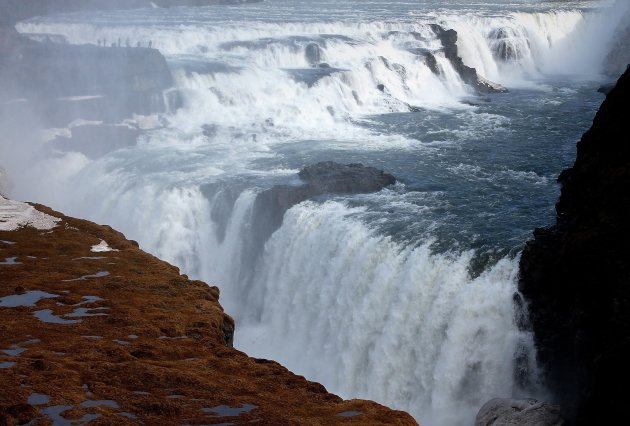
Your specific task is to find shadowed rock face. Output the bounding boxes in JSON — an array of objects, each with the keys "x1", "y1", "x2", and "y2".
[
  {"x1": 298, "y1": 161, "x2": 397, "y2": 194},
  {"x1": 0, "y1": 200, "x2": 417, "y2": 425},
  {"x1": 429, "y1": 24, "x2": 507, "y2": 94},
  {"x1": 519, "y1": 65, "x2": 630, "y2": 424},
  {"x1": 488, "y1": 27, "x2": 522, "y2": 61},
  {"x1": 475, "y1": 398, "x2": 564, "y2": 426},
  {"x1": 0, "y1": 37, "x2": 178, "y2": 126},
  {"x1": 217, "y1": 162, "x2": 396, "y2": 288},
  {"x1": 252, "y1": 161, "x2": 396, "y2": 243},
  {"x1": 305, "y1": 42, "x2": 322, "y2": 66}
]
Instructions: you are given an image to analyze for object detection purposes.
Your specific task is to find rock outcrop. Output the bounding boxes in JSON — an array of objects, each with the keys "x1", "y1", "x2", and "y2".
[
  {"x1": 475, "y1": 398, "x2": 563, "y2": 426},
  {"x1": 518, "y1": 65, "x2": 630, "y2": 424},
  {"x1": 251, "y1": 161, "x2": 396, "y2": 246},
  {"x1": 0, "y1": 36, "x2": 178, "y2": 126},
  {"x1": 206, "y1": 161, "x2": 398, "y2": 290},
  {"x1": 305, "y1": 42, "x2": 323, "y2": 66},
  {"x1": 429, "y1": 24, "x2": 507, "y2": 94},
  {"x1": 0, "y1": 197, "x2": 417, "y2": 425}
]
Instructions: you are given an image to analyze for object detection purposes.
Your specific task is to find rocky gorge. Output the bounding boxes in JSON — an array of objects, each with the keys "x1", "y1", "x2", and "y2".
[{"x1": 2, "y1": 0, "x2": 630, "y2": 425}]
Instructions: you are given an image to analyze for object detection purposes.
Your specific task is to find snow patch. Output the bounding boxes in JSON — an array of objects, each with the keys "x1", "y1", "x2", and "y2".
[
  {"x1": 0, "y1": 196, "x2": 61, "y2": 231},
  {"x1": 91, "y1": 240, "x2": 119, "y2": 252}
]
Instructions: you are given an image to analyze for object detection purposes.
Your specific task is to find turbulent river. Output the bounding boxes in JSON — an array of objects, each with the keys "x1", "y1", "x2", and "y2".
[{"x1": 9, "y1": 0, "x2": 628, "y2": 424}]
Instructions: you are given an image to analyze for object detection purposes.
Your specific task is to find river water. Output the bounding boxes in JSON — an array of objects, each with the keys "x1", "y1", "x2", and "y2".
[{"x1": 13, "y1": 0, "x2": 626, "y2": 424}]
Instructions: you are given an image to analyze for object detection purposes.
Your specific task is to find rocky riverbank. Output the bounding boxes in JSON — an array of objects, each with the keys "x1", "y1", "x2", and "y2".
[
  {"x1": 518, "y1": 65, "x2": 630, "y2": 424},
  {"x1": 0, "y1": 196, "x2": 417, "y2": 425}
]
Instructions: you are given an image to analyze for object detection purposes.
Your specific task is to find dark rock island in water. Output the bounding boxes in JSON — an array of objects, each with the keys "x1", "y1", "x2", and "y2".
[
  {"x1": 519, "y1": 65, "x2": 630, "y2": 424},
  {"x1": 252, "y1": 161, "x2": 396, "y2": 242}
]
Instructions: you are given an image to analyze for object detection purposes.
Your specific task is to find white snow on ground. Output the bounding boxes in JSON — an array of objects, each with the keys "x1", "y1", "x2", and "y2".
[
  {"x1": 0, "y1": 196, "x2": 61, "y2": 231},
  {"x1": 91, "y1": 240, "x2": 119, "y2": 252}
]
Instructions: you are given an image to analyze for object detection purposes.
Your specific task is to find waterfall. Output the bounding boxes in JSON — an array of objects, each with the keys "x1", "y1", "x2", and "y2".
[{"x1": 5, "y1": 1, "x2": 617, "y2": 424}]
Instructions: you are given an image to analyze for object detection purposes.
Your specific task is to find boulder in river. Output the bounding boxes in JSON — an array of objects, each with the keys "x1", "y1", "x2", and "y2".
[{"x1": 475, "y1": 398, "x2": 564, "y2": 426}]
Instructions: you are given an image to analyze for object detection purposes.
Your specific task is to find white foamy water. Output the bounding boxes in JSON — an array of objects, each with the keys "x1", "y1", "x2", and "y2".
[
  {"x1": 4, "y1": 0, "x2": 626, "y2": 424},
  {"x1": 238, "y1": 201, "x2": 540, "y2": 424}
]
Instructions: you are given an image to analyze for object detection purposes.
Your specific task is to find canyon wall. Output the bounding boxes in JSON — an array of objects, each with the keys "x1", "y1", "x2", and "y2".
[{"x1": 519, "y1": 65, "x2": 630, "y2": 424}]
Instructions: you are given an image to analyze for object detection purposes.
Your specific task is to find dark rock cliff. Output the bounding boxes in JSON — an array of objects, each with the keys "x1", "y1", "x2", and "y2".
[
  {"x1": 428, "y1": 24, "x2": 507, "y2": 94},
  {"x1": 519, "y1": 65, "x2": 630, "y2": 424}
]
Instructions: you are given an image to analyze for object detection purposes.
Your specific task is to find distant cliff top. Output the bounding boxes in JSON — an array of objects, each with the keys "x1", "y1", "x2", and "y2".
[{"x1": 0, "y1": 197, "x2": 417, "y2": 425}]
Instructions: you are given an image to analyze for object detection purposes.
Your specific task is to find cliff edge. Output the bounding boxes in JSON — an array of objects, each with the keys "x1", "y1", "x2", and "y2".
[
  {"x1": 0, "y1": 196, "x2": 417, "y2": 425},
  {"x1": 519, "y1": 65, "x2": 630, "y2": 424}
]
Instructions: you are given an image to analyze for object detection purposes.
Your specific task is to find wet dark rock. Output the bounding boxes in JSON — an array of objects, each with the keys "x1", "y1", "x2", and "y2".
[
  {"x1": 305, "y1": 43, "x2": 322, "y2": 66},
  {"x1": 429, "y1": 24, "x2": 507, "y2": 94},
  {"x1": 253, "y1": 161, "x2": 395, "y2": 235},
  {"x1": 254, "y1": 161, "x2": 396, "y2": 228},
  {"x1": 424, "y1": 52, "x2": 439, "y2": 75},
  {"x1": 488, "y1": 27, "x2": 523, "y2": 61},
  {"x1": 200, "y1": 181, "x2": 247, "y2": 243},
  {"x1": 244, "y1": 162, "x2": 396, "y2": 274},
  {"x1": 475, "y1": 398, "x2": 564, "y2": 426},
  {"x1": 297, "y1": 161, "x2": 396, "y2": 194},
  {"x1": 221, "y1": 314, "x2": 235, "y2": 347},
  {"x1": 519, "y1": 65, "x2": 630, "y2": 424}
]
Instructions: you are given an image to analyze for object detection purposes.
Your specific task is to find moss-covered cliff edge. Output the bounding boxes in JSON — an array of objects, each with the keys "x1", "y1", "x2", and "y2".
[{"x1": 0, "y1": 197, "x2": 417, "y2": 425}]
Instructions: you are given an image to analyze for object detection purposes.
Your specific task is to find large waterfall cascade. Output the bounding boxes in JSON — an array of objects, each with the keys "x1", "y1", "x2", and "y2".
[{"x1": 4, "y1": 0, "x2": 626, "y2": 424}]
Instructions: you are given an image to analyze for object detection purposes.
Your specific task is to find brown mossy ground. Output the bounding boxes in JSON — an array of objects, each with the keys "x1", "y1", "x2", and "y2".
[{"x1": 0, "y1": 203, "x2": 417, "y2": 425}]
